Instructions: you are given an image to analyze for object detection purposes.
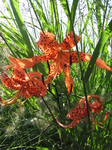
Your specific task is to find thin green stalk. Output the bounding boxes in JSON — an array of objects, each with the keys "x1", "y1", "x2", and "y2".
[
  {"x1": 65, "y1": 0, "x2": 90, "y2": 125},
  {"x1": 51, "y1": 0, "x2": 60, "y2": 41},
  {"x1": 102, "y1": 0, "x2": 109, "y2": 30},
  {"x1": 54, "y1": 84, "x2": 61, "y2": 111},
  {"x1": 29, "y1": 0, "x2": 44, "y2": 33},
  {"x1": 23, "y1": 124, "x2": 52, "y2": 145},
  {"x1": 67, "y1": 94, "x2": 71, "y2": 108},
  {"x1": 71, "y1": 94, "x2": 83, "y2": 99},
  {"x1": 41, "y1": 97, "x2": 55, "y2": 121},
  {"x1": 48, "y1": 84, "x2": 61, "y2": 111},
  {"x1": 27, "y1": 0, "x2": 36, "y2": 38}
]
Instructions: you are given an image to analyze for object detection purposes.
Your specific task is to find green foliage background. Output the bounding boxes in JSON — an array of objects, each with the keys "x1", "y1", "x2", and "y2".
[{"x1": 0, "y1": 0, "x2": 112, "y2": 149}]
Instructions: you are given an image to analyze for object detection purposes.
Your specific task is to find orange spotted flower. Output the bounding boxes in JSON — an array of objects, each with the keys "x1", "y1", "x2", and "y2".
[
  {"x1": 0, "y1": 63, "x2": 46, "y2": 105},
  {"x1": 36, "y1": 31, "x2": 112, "y2": 94},
  {"x1": 8, "y1": 31, "x2": 112, "y2": 94},
  {"x1": 56, "y1": 95, "x2": 109, "y2": 130}
]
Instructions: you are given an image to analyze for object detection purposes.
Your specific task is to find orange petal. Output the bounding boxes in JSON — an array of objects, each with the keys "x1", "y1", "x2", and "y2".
[
  {"x1": 27, "y1": 77, "x2": 47, "y2": 97},
  {"x1": 90, "y1": 101, "x2": 103, "y2": 114},
  {"x1": 61, "y1": 31, "x2": 81, "y2": 50},
  {"x1": 63, "y1": 66, "x2": 74, "y2": 94},
  {"x1": 0, "y1": 97, "x2": 16, "y2": 105},
  {"x1": 56, "y1": 114, "x2": 81, "y2": 129},
  {"x1": 5, "y1": 65, "x2": 30, "y2": 84},
  {"x1": 86, "y1": 95, "x2": 103, "y2": 114},
  {"x1": 96, "y1": 58, "x2": 112, "y2": 72},
  {"x1": 56, "y1": 115, "x2": 69, "y2": 128},
  {"x1": 47, "y1": 62, "x2": 57, "y2": 82},
  {"x1": 8, "y1": 56, "x2": 35, "y2": 69},
  {"x1": 99, "y1": 112, "x2": 109, "y2": 124},
  {"x1": 64, "y1": 74, "x2": 74, "y2": 95},
  {"x1": 36, "y1": 31, "x2": 61, "y2": 59},
  {"x1": 42, "y1": 31, "x2": 55, "y2": 39},
  {"x1": 66, "y1": 107, "x2": 87, "y2": 128},
  {"x1": 32, "y1": 55, "x2": 46, "y2": 64},
  {"x1": 1, "y1": 72, "x2": 20, "y2": 90},
  {"x1": 70, "y1": 51, "x2": 91, "y2": 63},
  {"x1": 70, "y1": 51, "x2": 112, "y2": 72}
]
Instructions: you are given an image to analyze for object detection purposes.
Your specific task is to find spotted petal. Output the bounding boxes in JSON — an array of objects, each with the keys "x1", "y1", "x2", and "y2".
[
  {"x1": 69, "y1": 51, "x2": 91, "y2": 63},
  {"x1": 36, "y1": 31, "x2": 61, "y2": 59},
  {"x1": 70, "y1": 51, "x2": 112, "y2": 72},
  {"x1": 61, "y1": 31, "x2": 81, "y2": 50},
  {"x1": 5, "y1": 64, "x2": 30, "y2": 85},
  {"x1": 1, "y1": 72, "x2": 21, "y2": 90}
]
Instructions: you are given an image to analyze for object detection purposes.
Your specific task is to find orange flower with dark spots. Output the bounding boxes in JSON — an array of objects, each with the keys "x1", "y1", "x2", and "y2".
[
  {"x1": 56, "y1": 95, "x2": 109, "y2": 131},
  {"x1": 36, "y1": 31, "x2": 112, "y2": 94},
  {"x1": 0, "y1": 64, "x2": 47, "y2": 106}
]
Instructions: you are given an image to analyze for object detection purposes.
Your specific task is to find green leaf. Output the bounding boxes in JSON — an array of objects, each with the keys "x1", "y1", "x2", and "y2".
[
  {"x1": 60, "y1": 0, "x2": 69, "y2": 17},
  {"x1": 35, "y1": 147, "x2": 49, "y2": 150},
  {"x1": 2, "y1": 0, "x2": 17, "y2": 26},
  {"x1": 81, "y1": 2, "x2": 94, "y2": 33},
  {"x1": 95, "y1": 72, "x2": 112, "y2": 94},
  {"x1": 84, "y1": 19, "x2": 112, "y2": 83},
  {"x1": 29, "y1": 0, "x2": 51, "y2": 32},
  {"x1": 10, "y1": 0, "x2": 33, "y2": 57},
  {"x1": 36, "y1": 62, "x2": 48, "y2": 76},
  {"x1": 50, "y1": 0, "x2": 60, "y2": 40},
  {"x1": 58, "y1": 129, "x2": 61, "y2": 139},
  {"x1": 50, "y1": 0, "x2": 55, "y2": 32},
  {"x1": 67, "y1": 0, "x2": 79, "y2": 32},
  {"x1": 95, "y1": 1, "x2": 102, "y2": 36},
  {"x1": 0, "y1": 30, "x2": 16, "y2": 57}
]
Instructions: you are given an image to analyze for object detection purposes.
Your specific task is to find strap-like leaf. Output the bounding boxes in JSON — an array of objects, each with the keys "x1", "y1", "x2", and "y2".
[
  {"x1": 84, "y1": 19, "x2": 112, "y2": 83},
  {"x1": 60, "y1": 0, "x2": 69, "y2": 17},
  {"x1": 10, "y1": 0, "x2": 33, "y2": 57},
  {"x1": 29, "y1": 0, "x2": 52, "y2": 32},
  {"x1": 95, "y1": 72, "x2": 112, "y2": 94},
  {"x1": 67, "y1": 0, "x2": 79, "y2": 32}
]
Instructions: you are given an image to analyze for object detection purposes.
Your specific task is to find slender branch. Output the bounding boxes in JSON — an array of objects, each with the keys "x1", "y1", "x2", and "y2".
[
  {"x1": 48, "y1": 84, "x2": 57, "y2": 100},
  {"x1": 48, "y1": 83, "x2": 61, "y2": 111},
  {"x1": 29, "y1": 0, "x2": 44, "y2": 34},
  {"x1": 65, "y1": 0, "x2": 90, "y2": 125},
  {"x1": 54, "y1": 84, "x2": 61, "y2": 111},
  {"x1": 41, "y1": 97, "x2": 55, "y2": 121}
]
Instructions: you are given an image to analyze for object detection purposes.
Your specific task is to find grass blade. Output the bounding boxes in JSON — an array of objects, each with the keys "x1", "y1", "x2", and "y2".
[
  {"x1": 29, "y1": 0, "x2": 51, "y2": 32},
  {"x1": 67, "y1": 0, "x2": 79, "y2": 32},
  {"x1": 84, "y1": 19, "x2": 112, "y2": 83},
  {"x1": 10, "y1": 0, "x2": 33, "y2": 57},
  {"x1": 95, "y1": 1, "x2": 102, "y2": 36},
  {"x1": 60, "y1": 0, "x2": 69, "y2": 17}
]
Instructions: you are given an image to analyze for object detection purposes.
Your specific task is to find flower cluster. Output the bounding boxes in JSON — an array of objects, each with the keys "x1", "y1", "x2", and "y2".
[{"x1": 0, "y1": 31, "x2": 111, "y2": 130}]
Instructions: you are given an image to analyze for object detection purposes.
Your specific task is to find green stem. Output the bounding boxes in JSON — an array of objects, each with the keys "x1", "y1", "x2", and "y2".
[
  {"x1": 65, "y1": 0, "x2": 90, "y2": 125},
  {"x1": 42, "y1": 97, "x2": 55, "y2": 121}
]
